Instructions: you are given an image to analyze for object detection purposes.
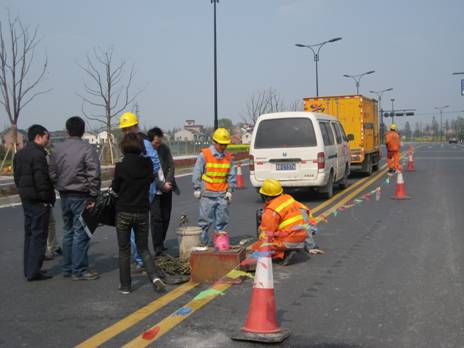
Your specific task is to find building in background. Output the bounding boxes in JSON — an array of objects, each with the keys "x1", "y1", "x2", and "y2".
[{"x1": 1, "y1": 128, "x2": 27, "y2": 149}]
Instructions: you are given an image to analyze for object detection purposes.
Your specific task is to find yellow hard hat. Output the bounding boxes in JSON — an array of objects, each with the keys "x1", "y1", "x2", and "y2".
[
  {"x1": 390, "y1": 123, "x2": 397, "y2": 130},
  {"x1": 259, "y1": 179, "x2": 283, "y2": 197},
  {"x1": 212, "y1": 128, "x2": 231, "y2": 145},
  {"x1": 119, "y1": 112, "x2": 139, "y2": 129}
]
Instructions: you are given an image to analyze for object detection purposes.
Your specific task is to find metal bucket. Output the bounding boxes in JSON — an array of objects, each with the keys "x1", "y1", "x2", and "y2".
[{"x1": 176, "y1": 226, "x2": 202, "y2": 260}]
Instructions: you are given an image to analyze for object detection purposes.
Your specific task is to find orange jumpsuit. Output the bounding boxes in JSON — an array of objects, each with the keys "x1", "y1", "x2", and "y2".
[
  {"x1": 385, "y1": 130, "x2": 401, "y2": 171},
  {"x1": 251, "y1": 194, "x2": 310, "y2": 260}
]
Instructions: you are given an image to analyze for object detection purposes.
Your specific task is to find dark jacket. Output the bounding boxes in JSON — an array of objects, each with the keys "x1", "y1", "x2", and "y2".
[
  {"x1": 112, "y1": 154, "x2": 154, "y2": 213},
  {"x1": 156, "y1": 142, "x2": 177, "y2": 191},
  {"x1": 49, "y1": 137, "x2": 101, "y2": 197},
  {"x1": 13, "y1": 142, "x2": 55, "y2": 205}
]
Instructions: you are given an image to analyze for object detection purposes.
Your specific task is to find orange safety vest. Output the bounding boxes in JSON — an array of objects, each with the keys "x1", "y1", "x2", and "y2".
[
  {"x1": 385, "y1": 131, "x2": 401, "y2": 152},
  {"x1": 201, "y1": 148, "x2": 232, "y2": 192},
  {"x1": 266, "y1": 194, "x2": 308, "y2": 237}
]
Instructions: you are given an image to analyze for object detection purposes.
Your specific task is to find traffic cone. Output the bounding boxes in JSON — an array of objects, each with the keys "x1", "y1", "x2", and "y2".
[
  {"x1": 231, "y1": 245, "x2": 290, "y2": 343},
  {"x1": 235, "y1": 162, "x2": 246, "y2": 189},
  {"x1": 391, "y1": 169, "x2": 411, "y2": 200},
  {"x1": 407, "y1": 152, "x2": 415, "y2": 172}
]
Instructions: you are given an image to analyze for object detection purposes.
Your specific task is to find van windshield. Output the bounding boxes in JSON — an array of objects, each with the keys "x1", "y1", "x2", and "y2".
[{"x1": 254, "y1": 118, "x2": 317, "y2": 148}]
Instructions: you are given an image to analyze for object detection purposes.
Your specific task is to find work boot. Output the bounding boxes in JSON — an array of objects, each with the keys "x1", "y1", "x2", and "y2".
[{"x1": 280, "y1": 250, "x2": 298, "y2": 266}]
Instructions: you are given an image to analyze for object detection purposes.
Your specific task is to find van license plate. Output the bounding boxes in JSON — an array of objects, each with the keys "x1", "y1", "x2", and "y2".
[{"x1": 276, "y1": 163, "x2": 296, "y2": 171}]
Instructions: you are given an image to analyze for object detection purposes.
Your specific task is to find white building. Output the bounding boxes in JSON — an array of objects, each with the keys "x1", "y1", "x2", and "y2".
[
  {"x1": 241, "y1": 131, "x2": 253, "y2": 144},
  {"x1": 82, "y1": 132, "x2": 98, "y2": 145},
  {"x1": 174, "y1": 129, "x2": 195, "y2": 142},
  {"x1": 97, "y1": 131, "x2": 115, "y2": 144}
]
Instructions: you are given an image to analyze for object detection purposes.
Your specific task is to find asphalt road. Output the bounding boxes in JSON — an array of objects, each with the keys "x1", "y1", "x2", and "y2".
[{"x1": 1, "y1": 143, "x2": 463, "y2": 347}]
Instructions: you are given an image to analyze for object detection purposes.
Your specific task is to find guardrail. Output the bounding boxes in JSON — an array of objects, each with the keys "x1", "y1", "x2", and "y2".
[{"x1": 0, "y1": 150, "x2": 249, "y2": 197}]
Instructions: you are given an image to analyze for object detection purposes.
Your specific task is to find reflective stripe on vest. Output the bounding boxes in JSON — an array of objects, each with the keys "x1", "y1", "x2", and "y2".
[
  {"x1": 267, "y1": 194, "x2": 307, "y2": 233},
  {"x1": 278, "y1": 214, "x2": 305, "y2": 230},
  {"x1": 201, "y1": 147, "x2": 231, "y2": 191}
]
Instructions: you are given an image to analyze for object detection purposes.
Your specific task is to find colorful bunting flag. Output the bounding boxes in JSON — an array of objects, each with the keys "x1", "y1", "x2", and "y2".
[{"x1": 225, "y1": 269, "x2": 254, "y2": 280}]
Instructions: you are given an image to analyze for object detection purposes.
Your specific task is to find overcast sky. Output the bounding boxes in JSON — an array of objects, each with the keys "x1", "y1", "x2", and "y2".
[{"x1": 1, "y1": 0, "x2": 463, "y2": 131}]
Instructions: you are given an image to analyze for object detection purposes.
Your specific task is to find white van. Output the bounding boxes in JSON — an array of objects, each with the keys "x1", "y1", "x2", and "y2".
[{"x1": 249, "y1": 112, "x2": 352, "y2": 198}]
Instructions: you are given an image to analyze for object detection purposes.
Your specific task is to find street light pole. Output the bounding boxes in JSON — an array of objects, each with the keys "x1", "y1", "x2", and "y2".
[
  {"x1": 369, "y1": 88, "x2": 393, "y2": 144},
  {"x1": 212, "y1": 0, "x2": 219, "y2": 130},
  {"x1": 390, "y1": 98, "x2": 395, "y2": 124},
  {"x1": 435, "y1": 105, "x2": 450, "y2": 142},
  {"x1": 343, "y1": 70, "x2": 376, "y2": 95},
  {"x1": 295, "y1": 37, "x2": 342, "y2": 97}
]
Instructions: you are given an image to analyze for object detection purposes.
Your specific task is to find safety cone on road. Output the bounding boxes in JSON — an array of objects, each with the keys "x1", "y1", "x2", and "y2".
[
  {"x1": 231, "y1": 245, "x2": 290, "y2": 343},
  {"x1": 235, "y1": 162, "x2": 246, "y2": 189},
  {"x1": 391, "y1": 169, "x2": 411, "y2": 200},
  {"x1": 407, "y1": 152, "x2": 415, "y2": 172}
]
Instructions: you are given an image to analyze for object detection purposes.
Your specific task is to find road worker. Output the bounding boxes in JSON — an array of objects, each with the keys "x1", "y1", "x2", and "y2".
[
  {"x1": 251, "y1": 179, "x2": 323, "y2": 266},
  {"x1": 192, "y1": 128, "x2": 236, "y2": 245},
  {"x1": 385, "y1": 123, "x2": 401, "y2": 173}
]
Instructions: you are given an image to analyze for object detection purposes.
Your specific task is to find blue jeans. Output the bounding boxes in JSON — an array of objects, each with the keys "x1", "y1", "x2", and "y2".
[
  {"x1": 131, "y1": 230, "x2": 143, "y2": 266},
  {"x1": 198, "y1": 195, "x2": 229, "y2": 244},
  {"x1": 61, "y1": 197, "x2": 90, "y2": 275}
]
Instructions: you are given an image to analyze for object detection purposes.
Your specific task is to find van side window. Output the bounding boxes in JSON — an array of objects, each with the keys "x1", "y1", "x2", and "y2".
[
  {"x1": 319, "y1": 122, "x2": 335, "y2": 146},
  {"x1": 331, "y1": 122, "x2": 342, "y2": 144},
  {"x1": 338, "y1": 123, "x2": 348, "y2": 142}
]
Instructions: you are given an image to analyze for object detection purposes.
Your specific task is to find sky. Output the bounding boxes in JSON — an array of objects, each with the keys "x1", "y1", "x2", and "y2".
[{"x1": 0, "y1": 0, "x2": 463, "y2": 132}]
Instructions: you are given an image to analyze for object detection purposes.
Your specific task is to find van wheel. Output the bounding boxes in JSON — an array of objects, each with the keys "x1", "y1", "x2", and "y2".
[
  {"x1": 339, "y1": 165, "x2": 349, "y2": 189},
  {"x1": 322, "y1": 172, "x2": 334, "y2": 199}
]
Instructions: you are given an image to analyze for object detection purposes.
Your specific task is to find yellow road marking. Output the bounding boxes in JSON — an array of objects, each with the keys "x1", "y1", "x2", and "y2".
[
  {"x1": 123, "y1": 283, "x2": 231, "y2": 347},
  {"x1": 75, "y1": 281, "x2": 198, "y2": 348},
  {"x1": 122, "y1": 165, "x2": 395, "y2": 346},
  {"x1": 316, "y1": 166, "x2": 389, "y2": 221},
  {"x1": 77, "y1": 149, "x2": 417, "y2": 347}
]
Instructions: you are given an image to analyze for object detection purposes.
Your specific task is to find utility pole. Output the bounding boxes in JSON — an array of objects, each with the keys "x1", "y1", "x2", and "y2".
[{"x1": 212, "y1": 0, "x2": 219, "y2": 129}]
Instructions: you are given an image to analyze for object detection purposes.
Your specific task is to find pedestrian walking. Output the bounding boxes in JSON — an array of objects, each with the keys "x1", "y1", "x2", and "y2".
[
  {"x1": 49, "y1": 116, "x2": 101, "y2": 280},
  {"x1": 251, "y1": 179, "x2": 320, "y2": 266},
  {"x1": 385, "y1": 123, "x2": 401, "y2": 173},
  {"x1": 13, "y1": 125, "x2": 55, "y2": 281},
  {"x1": 118, "y1": 112, "x2": 164, "y2": 269},
  {"x1": 112, "y1": 133, "x2": 166, "y2": 294},
  {"x1": 192, "y1": 128, "x2": 236, "y2": 245},
  {"x1": 147, "y1": 127, "x2": 177, "y2": 256}
]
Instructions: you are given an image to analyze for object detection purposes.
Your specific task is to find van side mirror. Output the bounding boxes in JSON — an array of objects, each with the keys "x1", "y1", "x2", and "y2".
[{"x1": 347, "y1": 134, "x2": 354, "y2": 141}]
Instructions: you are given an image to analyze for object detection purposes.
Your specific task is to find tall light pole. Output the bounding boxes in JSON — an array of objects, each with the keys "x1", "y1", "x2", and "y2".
[
  {"x1": 343, "y1": 70, "x2": 375, "y2": 95},
  {"x1": 370, "y1": 88, "x2": 393, "y2": 144},
  {"x1": 295, "y1": 37, "x2": 342, "y2": 97},
  {"x1": 390, "y1": 98, "x2": 395, "y2": 124},
  {"x1": 435, "y1": 105, "x2": 450, "y2": 142},
  {"x1": 212, "y1": 0, "x2": 219, "y2": 130}
]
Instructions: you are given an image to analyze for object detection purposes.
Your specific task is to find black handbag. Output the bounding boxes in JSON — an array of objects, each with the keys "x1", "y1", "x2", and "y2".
[{"x1": 93, "y1": 189, "x2": 117, "y2": 226}]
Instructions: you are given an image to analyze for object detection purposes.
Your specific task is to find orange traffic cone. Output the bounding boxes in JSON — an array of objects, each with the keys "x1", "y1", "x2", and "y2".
[
  {"x1": 232, "y1": 245, "x2": 290, "y2": 343},
  {"x1": 391, "y1": 169, "x2": 411, "y2": 200},
  {"x1": 235, "y1": 162, "x2": 246, "y2": 189},
  {"x1": 407, "y1": 152, "x2": 415, "y2": 172}
]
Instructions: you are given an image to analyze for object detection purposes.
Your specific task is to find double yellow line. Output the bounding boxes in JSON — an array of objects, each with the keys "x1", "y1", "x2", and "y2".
[{"x1": 76, "y1": 161, "x2": 393, "y2": 347}]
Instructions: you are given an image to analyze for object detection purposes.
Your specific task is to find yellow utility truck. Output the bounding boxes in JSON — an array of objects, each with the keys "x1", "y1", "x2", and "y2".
[{"x1": 303, "y1": 95, "x2": 380, "y2": 175}]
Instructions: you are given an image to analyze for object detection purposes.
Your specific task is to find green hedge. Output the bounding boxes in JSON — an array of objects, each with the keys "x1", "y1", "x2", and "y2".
[{"x1": 227, "y1": 144, "x2": 250, "y2": 153}]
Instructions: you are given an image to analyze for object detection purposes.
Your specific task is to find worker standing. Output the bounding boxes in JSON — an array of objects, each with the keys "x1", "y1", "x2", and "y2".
[
  {"x1": 385, "y1": 123, "x2": 401, "y2": 173},
  {"x1": 192, "y1": 128, "x2": 236, "y2": 245},
  {"x1": 251, "y1": 179, "x2": 320, "y2": 266}
]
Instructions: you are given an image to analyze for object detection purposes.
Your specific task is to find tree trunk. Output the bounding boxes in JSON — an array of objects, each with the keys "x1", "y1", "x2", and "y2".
[{"x1": 11, "y1": 123, "x2": 18, "y2": 154}]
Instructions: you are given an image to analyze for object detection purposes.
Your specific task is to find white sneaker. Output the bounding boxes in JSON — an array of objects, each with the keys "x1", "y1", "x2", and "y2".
[{"x1": 152, "y1": 278, "x2": 166, "y2": 292}]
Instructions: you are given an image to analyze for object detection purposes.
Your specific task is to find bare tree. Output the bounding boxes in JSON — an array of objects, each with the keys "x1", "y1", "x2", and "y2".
[
  {"x1": 79, "y1": 47, "x2": 140, "y2": 164},
  {"x1": 288, "y1": 99, "x2": 303, "y2": 112},
  {"x1": 243, "y1": 87, "x2": 286, "y2": 124},
  {"x1": 0, "y1": 14, "x2": 49, "y2": 168}
]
